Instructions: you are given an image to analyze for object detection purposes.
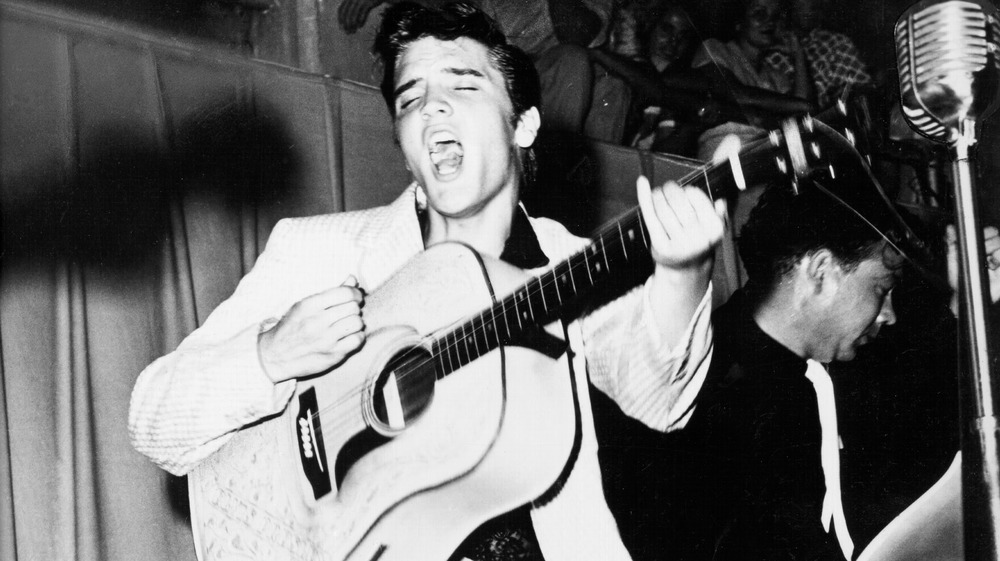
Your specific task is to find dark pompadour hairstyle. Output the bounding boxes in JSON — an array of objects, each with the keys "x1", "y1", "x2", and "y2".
[
  {"x1": 737, "y1": 179, "x2": 889, "y2": 291},
  {"x1": 372, "y1": 2, "x2": 541, "y2": 182}
]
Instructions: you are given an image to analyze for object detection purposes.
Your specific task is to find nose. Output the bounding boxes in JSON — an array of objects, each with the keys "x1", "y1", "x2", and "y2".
[
  {"x1": 420, "y1": 86, "x2": 452, "y2": 119},
  {"x1": 877, "y1": 290, "x2": 897, "y2": 326}
]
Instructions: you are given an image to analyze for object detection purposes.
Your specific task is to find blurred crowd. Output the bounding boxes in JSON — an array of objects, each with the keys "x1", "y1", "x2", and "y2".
[{"x1": 337, "y1": 0, "x2": 918, "y2": 164}]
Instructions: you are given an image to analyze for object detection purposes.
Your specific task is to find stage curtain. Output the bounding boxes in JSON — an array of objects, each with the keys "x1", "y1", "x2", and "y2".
[{"x1": 0, "y1": 3, "x2": 408, "y2": 559}]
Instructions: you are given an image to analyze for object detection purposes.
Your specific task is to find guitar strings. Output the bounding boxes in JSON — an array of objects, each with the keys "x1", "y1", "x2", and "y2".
[{"x1": 305, "y1": 161, "x2": 721, "y2": 430}]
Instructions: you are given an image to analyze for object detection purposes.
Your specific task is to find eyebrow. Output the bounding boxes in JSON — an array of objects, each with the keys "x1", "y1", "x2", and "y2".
[{"x1": 392, "y1": 67, "x2": 486, "y2": 101}]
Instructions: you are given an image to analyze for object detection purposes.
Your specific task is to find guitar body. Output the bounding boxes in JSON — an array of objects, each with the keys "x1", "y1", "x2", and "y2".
[
  {"x1": 188, "y1": 243, "x2": 581, "y2": 561},
  {"x1": 857, "y1": 453, "x2": 964, "y2": 561}
]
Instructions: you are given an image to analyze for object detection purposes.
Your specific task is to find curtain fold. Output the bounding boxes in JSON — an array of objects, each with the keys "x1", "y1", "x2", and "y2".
[
  {"x1": 1, "y1": 332, "x2": 16, "y2": 561},
  {"x1": 53, "y1": 261, "x2": 99, "y2": 560}
]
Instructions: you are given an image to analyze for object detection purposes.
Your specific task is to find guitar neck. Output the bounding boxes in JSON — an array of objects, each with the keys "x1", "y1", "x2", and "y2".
[
  {"x1": 430, "y1": 150, "x2": 760, "y2": 378},
  {"x1": 431, "y1": 208, "x2": 651, "y2": 378}
]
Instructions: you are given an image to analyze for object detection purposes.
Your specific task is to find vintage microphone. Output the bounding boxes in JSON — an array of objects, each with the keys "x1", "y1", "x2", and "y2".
[{"x1": 896, "y1": 0, "x2": 1000, "y2": 558}]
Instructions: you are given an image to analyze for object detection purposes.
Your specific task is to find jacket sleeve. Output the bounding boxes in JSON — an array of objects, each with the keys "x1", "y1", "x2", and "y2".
[
  {"x1": 527, "y1": 214, "x2": 714, "y2": 433},
  {"x1": 581, "y1": 279, "x2": 714, "y2": 432},
  {"x1": 127, "y1": 218, "x2": 346, "y2": 476}
]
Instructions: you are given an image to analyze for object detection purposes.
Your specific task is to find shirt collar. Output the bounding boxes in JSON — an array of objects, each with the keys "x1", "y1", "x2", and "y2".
[
  {"x1": 414, "y1": 186, "x2": 549, "y2": 270},
  {"x1": 499, "y1": 205, "x2": 549, "y2": 269}
]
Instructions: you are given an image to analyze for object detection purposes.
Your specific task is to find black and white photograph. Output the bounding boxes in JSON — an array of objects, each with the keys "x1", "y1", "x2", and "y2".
[{"x1": 2, "y1": 0, "x2": 999, "y2": 559}]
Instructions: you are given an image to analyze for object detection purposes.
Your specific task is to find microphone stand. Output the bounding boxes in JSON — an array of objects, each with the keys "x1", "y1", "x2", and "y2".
[{"x1": 950, "y1": 115, "x2": 1000, "y2": 560}]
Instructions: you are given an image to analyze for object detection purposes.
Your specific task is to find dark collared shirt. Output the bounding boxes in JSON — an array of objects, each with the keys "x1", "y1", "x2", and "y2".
[{"x1": 597, "y1": 289, "x2": 842, "y2": 560}]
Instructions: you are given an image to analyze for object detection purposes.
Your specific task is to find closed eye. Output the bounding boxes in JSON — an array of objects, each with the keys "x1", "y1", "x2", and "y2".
[{"x1": 398, "y1": 96, "x2": 420, "y2": 111}]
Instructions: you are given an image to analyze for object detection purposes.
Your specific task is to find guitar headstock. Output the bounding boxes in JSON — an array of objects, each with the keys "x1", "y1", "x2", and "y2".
[
  {"x1": 722, "y1": 111, "x2": 863, "y2": 199},
  {"x1": 771, "y1": 113, "x2": 827, "y2": 194}
]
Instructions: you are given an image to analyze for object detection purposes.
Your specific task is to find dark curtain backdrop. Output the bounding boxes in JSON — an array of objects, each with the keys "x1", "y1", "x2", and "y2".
[{"x1": 0, "y1": 2, "x2": 411, "y2": 558}]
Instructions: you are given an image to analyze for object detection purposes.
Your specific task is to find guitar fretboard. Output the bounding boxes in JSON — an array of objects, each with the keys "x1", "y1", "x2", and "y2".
[{"x1": 430, "y1": 207, "x2": 655, "y2": 378}]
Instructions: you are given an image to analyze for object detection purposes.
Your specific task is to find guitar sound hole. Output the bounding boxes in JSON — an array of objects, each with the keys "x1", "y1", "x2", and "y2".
[{"x1": 371, "y1": 347, "x2": 436, "y2": 431}]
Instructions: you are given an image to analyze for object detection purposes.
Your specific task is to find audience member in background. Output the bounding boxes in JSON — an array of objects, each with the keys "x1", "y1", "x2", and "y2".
[
  {"x1": 339, "y1": 0, "x2": 632, "y2": 144},
  {"x1": 591, "y1": 1, "x2": 705, "y2": 155},
  {"x1": 476, "y1": 0, "x2": 633, "y2": 143},
  {"x1": 590, "y1": 1, "x2": 814, "y2": 157},
  {"x1": 766, "y1": 0, "x2": 872, "y2": 110},
  {"x1": 691, "y1": 0, "x2": 811, "y2": 160}
]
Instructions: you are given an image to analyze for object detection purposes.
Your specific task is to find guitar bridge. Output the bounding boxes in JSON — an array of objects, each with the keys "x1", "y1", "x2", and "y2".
[{"x1": 296, "y1": 388, "x2": 332, "y2": 499}]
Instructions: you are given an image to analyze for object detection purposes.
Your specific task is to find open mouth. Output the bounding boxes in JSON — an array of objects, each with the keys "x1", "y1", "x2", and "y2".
[{"x1": 428, "y1": 131, "x2": 463, "y2": 176}]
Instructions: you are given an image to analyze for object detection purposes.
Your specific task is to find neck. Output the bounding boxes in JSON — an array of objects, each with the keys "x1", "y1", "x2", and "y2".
[
  {"x1": 422, "y1": 187, "x2": 519, "y2": 259},
  {"x1": 751, "y1": 286, "x2": 815, "y2": 360}
]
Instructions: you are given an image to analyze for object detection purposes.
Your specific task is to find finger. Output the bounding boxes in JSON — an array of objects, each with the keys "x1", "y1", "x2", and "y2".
[
  {"x1": 328, "y1": 313, "x2": 365, "y2": 339},
  {"x1": 636, "y1": 176, "x2": 672, "y2": 251},
  {"x1": 983, "y1": 226, "x2": 999, "y2": 249},
  {"x1": 318, "y1": 285, "x2": 365, "y2": 309},
  {"x1": 655, "y1": 184, "x2": 699, "y2": 241},
  {"x1": 687, "y1": 188, "x2": 727, "y2": 243},
  {"x1": 710, "y1": 134, "x2": 742, "y2": 166},
  {"x1": 331, "y1": 331, "x2": 366, "y2": 357},
  {"x1": 714, "y1": 198, "x2": 729, "y2": 229},
  {"x1": 321, "y1": 300, "x2": 363, "y2": 326},
  {"x1": 987, "y1": 236, "x2": 1000, "y2": 270},
  {"x1": 985, "y1": 233, "x2": 1000, "y2": 254},
  {"x1": 946, "y1": 224, "x2": 958, "y2": 245}
]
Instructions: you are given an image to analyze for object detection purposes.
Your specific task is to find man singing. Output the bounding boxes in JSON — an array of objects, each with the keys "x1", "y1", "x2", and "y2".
[{"x1": 129, "y1": 3, "x2": 726, "y2": 560}]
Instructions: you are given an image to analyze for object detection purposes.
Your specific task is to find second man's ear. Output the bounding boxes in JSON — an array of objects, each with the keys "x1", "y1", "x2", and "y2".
[
  {"x1": 805, "y1": 249, "x2": 838, "y2": 292},
  {"x1": 515, "y1": 107, "x2": 541, "y2": 148}
]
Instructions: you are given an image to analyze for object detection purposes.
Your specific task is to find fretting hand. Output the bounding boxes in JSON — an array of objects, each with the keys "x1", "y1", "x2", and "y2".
[
  {"x1": 636, "y1": 176, "x2": 726, "y2": 347},
  {"x1": 257, "y1": 275, "x2": 366, "y2": 382},
  {"x1": 946, "y1": 225, "x2": 1000, "y2": 316},
  {"x1": 637, "y1": 176, "x2": 727, "y2": 275}
]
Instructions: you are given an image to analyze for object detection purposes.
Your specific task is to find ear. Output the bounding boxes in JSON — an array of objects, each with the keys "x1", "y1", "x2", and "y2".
[
  {"x1": 804, "y1": 249, "x2": 838, "y2": 294},
  {"x1": 514, "y1": 107, "x2": 540, "y2": 148}
]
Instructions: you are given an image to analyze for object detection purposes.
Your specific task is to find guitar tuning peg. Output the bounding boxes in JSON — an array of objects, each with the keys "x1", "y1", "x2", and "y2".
[
  {"x1": 769, "y1": 130, "x2": 782, "y2": 146},
  {"x1": 828, "y1": 164, "x2": 837, "y2": 179},
  {"x1": 803, "y1": 114, "x2": 814, "y2": 132},
  {"x1": 845, "y1": 128, "x2": 857, "y2": 147},
  {"x1": 776, "y1": 155, "x2": 788, "y2": 175},
  {"x1": 810, "y1": 142, "x2": 821, "y2": 160}
]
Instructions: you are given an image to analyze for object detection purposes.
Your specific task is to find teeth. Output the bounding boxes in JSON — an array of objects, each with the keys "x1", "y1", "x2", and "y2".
[
  {"x1": 429, "y1": 139, "x2": 463, "y2": 175},
  {"x1": 429, "y1": 139, "x2": 458, "y2": 155}
]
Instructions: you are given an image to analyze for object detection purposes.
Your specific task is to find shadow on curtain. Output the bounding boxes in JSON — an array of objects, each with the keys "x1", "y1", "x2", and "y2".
[{"x1": 0, "y1": 2, "x2": 410, "y2": 559}]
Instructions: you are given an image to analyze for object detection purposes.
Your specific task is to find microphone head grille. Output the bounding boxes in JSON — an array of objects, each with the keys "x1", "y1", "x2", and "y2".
[{"x1": 895, "y1": 0, "x2": 1000, "y2": 142}]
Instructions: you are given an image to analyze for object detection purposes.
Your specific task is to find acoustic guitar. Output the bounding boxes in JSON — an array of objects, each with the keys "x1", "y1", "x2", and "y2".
[{"x1": 185, "y1": 114, "x2": 855, "y2": 561}]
